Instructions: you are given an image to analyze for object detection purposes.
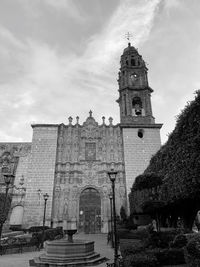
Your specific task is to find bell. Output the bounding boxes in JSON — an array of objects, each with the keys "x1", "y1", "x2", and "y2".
[{"x1": 135, "y1": 108, "x2": 142, "y2": 115}]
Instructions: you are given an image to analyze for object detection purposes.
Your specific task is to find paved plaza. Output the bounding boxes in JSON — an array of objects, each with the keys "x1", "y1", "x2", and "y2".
[{"x1": 0, "y1": 233, "x2": 114, "y2": 267}]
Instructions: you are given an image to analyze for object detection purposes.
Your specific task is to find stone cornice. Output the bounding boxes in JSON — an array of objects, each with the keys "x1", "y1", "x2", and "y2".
[
  {"x1": 31, "y1": 124, "x2": 59, "y2": 128},
  {"x1": 120, "y1": 123, "x2": 163, "y2": 129}
]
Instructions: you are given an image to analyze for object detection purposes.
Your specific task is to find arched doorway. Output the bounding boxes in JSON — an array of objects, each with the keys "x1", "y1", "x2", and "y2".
[{"x1": 79, "y1": 188, "x2": 101, "y2": 234}]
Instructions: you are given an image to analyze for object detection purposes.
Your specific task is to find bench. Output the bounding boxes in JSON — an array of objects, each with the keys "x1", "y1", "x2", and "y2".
[{"x1": 0, "y1": 237, "x2": 39, "y2": 255}]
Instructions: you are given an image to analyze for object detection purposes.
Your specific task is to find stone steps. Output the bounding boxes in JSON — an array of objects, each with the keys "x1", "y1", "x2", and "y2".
[{"x1": 30, "y1": 253, "x2": 108, "y2": 266}]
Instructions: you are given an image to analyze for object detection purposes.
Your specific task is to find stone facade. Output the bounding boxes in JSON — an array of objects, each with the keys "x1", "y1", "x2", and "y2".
[
  {"x1": 52, "y1": 113, "x2": 126, "y2": 233},
  {"x1": 0, "y1": 43, "x2": 162, "y2": 232}
]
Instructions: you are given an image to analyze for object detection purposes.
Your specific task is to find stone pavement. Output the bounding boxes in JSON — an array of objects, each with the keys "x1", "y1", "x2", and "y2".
[{"x1": 0, "y1": 233, "x2": 114, "y2": 267}]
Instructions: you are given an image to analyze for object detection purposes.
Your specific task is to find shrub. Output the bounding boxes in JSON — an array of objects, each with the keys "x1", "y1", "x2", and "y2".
[
  {"x1": 44, "y1": 227, "x2": 63, "y2": 241},
  {"x1": 186, "y1": 235, "x2": 200, "y2": 259},
  {"x1": 118, "y1": 228, "x2": 149, "y2": 240},
  {"x1": 125, "y1": 220, "x2": 137, "y2": 231},
  {"x1": 120, "y1": 242, "x2": 144, "y2": 257},
  {"x1": 9, "y1": 225, "x2": 22, "y2": 231},
  {"x1": 117, "y1": 228, "x2": 130, "y2": 239},
  {"x1": 155, "y1": 248, "x2": 185, "y2": 265},
  {"x1": 123, "y1": 253, "x2": 159, "y2": 267},
  {"x1": 170, "y1": 234, "x2": 188, "y2": 248},
  {"x1": 30, "y1": 227, "x2": 63, "y2": 248},
  {"x1": 145, "y1": 230, "x2": 179, "y2": 249},
  {"x1": 145, "y1": 232, "x2": 174, "y2": 251},
  {"x1": 147, "y1": 232, "x2": 169, "y2": 249}
]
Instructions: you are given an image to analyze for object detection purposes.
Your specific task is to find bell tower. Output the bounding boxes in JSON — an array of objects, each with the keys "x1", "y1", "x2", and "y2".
[
  {"x1": 118, "y1": 42, "x2": 162, "y2": 201},
  {"x1": 117, "y1": 42, "x2": 155, "y2": 125}
]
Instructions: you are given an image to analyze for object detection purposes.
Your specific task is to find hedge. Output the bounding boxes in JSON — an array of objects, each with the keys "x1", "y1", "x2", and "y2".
[{"x1": 129, "y1": 90, "x2": 200, "y2": 216}]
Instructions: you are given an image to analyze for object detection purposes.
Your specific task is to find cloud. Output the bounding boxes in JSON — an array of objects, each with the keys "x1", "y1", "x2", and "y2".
[
  {"x1": 43, "y1": 0, "x2": 85, "y2": 22},
  {"x1": 163, "y1": 0, "x2": 182, "y2": 10},
  {"x1": 0, "y1": 0, "x2": 162, "y2": 141},
  {"x1": 0, "y1": 25, "x2": 24, "y2": 49},
  {"x1": 83, "y1": 0, "x2": 161, "y2": 72}
]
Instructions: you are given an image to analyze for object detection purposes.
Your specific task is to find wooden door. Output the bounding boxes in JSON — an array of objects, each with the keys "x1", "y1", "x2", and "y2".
[{"x1": 79, "y1": 188, "x2": 101, "y2": 233}]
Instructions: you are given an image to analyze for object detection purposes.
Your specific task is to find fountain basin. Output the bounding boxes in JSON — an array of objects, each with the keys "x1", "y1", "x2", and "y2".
[{"x1": 45, "y1": 239, "x2": 94, "y2": 258}]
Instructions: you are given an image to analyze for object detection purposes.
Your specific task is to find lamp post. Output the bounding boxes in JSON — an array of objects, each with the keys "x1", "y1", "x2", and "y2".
[
  {"x1": 42, "y1": 193, "x2": 49, "y2": 248},
  {"x1": 109, "y1": 192, "x2": 114, "y2": 248},
  {"x1": 0, "y1": 167, "x2": 14, "y2": 243},
  {"x1": 108, "y1": 169, "x2": 118, "y2": 266}
]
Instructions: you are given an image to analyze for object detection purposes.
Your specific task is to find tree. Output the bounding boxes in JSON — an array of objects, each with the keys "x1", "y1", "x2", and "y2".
[{"x1": 129, "y1": 90, "x2": 200, "y2": 230}]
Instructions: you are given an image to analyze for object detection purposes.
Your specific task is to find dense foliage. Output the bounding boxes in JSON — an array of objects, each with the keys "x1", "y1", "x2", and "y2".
[
  {"x1": 132, "y1": 173, "x2": 162, "y2": 191},
  {"x1": 123, "y1": 253, "x2": 159, "y2": 267},
  {"x1": 120, "y1": 228, "x2": 186, "y2": 266},
  {"x1": 129, "y1": 90, "x2": 200, "y2": 226},
  {"x1": 155, "y1": 248, "x2": 185, "y2": 265}
]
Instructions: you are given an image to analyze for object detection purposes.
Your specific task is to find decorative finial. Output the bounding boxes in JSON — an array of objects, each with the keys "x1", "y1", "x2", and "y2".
[
  {"x1": 68, "y1": 116, "x2": 73, "y2": 125},
  {"x1": 89, "y1": 110, "x2": 92, "y2": 118},
  {"x1": 109, "y1": 117, "x2": 113, "y2": 126},
  {"x1": 125, "y1": 32, "x2": 133, "y2": 45},
  {"x1": 76, "y1": 116, "x2": 79, "y2": 124},
  {"x1": 102, "y1": 116, "x2": 105, "y2": 125}
]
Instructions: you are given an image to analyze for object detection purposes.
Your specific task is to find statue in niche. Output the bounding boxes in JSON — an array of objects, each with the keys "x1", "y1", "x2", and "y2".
[
  {"x1": 72, "y1": 200, "x2": 77, "y2": 217},
  {"x1": 57, "y1": 190, "x2": 65, "y2": 220},
  {"x1": 103, "y1": 186, "x2": 108, "y2": 198},
  {"x1": 72, "y1": 186, "x2": 78, "y2": 199},
  {"x1": 61, "y1": 187, "x2": 70, "y2": 219},
  {"x1": 63, "y1": 200, "x2": 68, "y2": 220}
]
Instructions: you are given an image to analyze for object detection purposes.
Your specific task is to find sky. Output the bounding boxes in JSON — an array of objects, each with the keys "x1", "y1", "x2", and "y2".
[{"x1": 0, "y1": 0, "x2": 199, "y2": 144}]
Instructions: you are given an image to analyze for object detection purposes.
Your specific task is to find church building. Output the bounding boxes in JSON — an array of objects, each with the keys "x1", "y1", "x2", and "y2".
[{"x1": 0, "y1": 43, "x2": 162, "y2": 233}]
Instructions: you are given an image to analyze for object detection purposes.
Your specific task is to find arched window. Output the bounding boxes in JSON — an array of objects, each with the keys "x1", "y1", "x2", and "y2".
[
  {"x1": 131, "y1": 58, "x2": 136, "y2": 66},
  {"x1": 138, "y1": 129, "x2": 144, "y2": 138},
  {"x1": 132, "y1": 97, "x2": 142, "y2": 116}
]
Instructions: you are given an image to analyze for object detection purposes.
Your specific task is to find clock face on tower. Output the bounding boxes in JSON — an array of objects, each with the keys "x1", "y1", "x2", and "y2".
[{"x1": 130, "y1": 73, "x2": 139, "y2": 84}]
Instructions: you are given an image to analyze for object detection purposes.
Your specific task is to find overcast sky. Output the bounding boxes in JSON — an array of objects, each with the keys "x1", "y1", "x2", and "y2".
[{"x1": 0, "y1": 0, "x2": 199, "y2": 144}]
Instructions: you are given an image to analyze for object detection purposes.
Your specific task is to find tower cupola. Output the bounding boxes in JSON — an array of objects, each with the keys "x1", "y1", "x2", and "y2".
[
  {"x1": 117, "y1": 42, "x2": 155, "y2": 125},
  {"x1": 118, "y1": 43, "x2": 149, "y2": 90}
]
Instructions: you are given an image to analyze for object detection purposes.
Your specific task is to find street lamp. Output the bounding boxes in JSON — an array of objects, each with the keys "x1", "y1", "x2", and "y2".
[
  {"x1": 108, "y1": 169, "x2": 118, "y2": 266},
  {"x1": 42, "y1": 193, "x2": 49, "y2": 248},
  {"x1": 108, "y1": 192, "x2": 114, "y2": 248},
  {"x1": 0, "y1": 167, "x2": 14, "y2": 243}
]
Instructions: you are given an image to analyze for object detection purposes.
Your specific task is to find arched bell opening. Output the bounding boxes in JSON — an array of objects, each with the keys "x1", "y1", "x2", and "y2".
[
  {"x1": 132, "y1": 96, "x2": 144, "y2": 116},
  {"x1": 79, "y1": 188, "x2": 101, "y2": 234}
]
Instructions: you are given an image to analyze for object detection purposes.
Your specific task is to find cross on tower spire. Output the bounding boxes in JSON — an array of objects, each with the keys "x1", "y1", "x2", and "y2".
[
  {"x1": 125, "y1": 32, "x2": 133, "y2": 44},
  {"x1": 89, "y1": 110, "x2": 93, "y2": 117}
]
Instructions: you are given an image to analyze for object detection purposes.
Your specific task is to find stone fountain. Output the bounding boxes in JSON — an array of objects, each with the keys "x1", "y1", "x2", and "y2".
[{"x1": 30, "y1": 219, "x2": 107, "y2": 266}]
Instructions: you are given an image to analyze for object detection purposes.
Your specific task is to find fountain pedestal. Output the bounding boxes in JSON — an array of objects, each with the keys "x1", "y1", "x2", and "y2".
[{"x1": 66, "y1": 229, "x2": 77, "y2": 243}]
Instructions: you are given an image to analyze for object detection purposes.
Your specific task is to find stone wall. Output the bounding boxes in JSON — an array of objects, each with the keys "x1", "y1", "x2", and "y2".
[
  {"x1": 22, "y1": 125, "x2": 58, "y2": 227},
  {"x1": 122, "y1": 127, "x2": 161, "y2": 197}
]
